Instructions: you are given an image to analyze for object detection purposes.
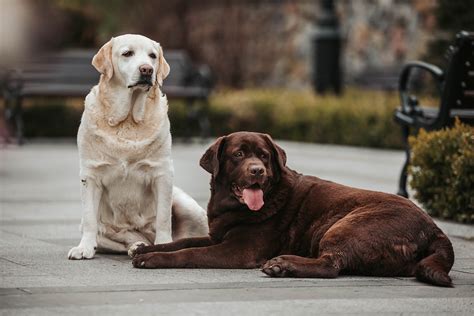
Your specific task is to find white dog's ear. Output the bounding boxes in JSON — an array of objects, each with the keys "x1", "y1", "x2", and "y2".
[
  {"x1": 153, "y1": 41, "x2": 170, "y2": 86},
  {"x1": 92, "y1": 38, "x2": 114, "y2": 80}
]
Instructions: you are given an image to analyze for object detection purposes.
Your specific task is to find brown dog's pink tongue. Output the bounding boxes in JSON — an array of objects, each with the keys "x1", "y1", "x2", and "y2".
[{"x1": 242, "y1": 188, "x2": 264, "y2": 211}]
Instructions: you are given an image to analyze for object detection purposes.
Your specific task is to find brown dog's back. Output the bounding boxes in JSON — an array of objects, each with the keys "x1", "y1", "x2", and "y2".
[{"x1": 287, "y1": 176, "x2": 455, "y2": 286}]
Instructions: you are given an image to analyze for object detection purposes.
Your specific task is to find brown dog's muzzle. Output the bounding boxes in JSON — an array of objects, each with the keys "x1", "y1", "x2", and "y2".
[
  {"x1": 232, "y1": 159, "x2": 268, "y2": 211},
  {"x1": 248, "y1": 163, "x2": 266, "y2": 179}
]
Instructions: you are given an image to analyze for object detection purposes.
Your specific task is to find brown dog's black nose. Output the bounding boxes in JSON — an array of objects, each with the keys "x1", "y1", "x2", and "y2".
[
  {"x1": 139, "y1": 64, "x2": 153, "y2": 76},
  {"x1": 249, "y1": 165, "x2": 265, "y2": 176}
]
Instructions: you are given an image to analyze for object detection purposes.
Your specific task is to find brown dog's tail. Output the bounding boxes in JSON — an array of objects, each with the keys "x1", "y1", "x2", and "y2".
[{"x1": 415, "y1": 233, "x2": 455, "y2": 287}]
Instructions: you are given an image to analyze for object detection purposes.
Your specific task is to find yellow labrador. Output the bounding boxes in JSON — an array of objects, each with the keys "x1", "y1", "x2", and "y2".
[{"x1": 68, "y1": 34, "x2": 208, "y2": 260}]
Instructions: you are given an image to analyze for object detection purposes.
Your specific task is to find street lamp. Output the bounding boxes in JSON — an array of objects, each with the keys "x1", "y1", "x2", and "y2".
[{"x1": 313, "y1": 0, "x2": 342, "y2": 95}]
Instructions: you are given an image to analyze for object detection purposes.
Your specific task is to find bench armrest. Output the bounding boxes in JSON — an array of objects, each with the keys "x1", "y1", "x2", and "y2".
[{"x1": 399, "y1": 61, "x2": 444, "y2": 113}]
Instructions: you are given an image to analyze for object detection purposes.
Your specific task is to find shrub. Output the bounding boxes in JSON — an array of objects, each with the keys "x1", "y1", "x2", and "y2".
[
  {"x1": 23, "y1": 103, "x2": 82, "y2": 137},
  {"x1": 408, "y1": 120, "x2": 474, "y2": 223},
  {"x1": 20, "y1": 88, "x2": 404, "y2": 148},
  {"x1": 207, "y1": 88, "x2": 404, "y2": 149}
]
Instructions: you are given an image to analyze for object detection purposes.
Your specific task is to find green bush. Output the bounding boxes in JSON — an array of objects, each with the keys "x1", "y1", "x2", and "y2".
[
  {"x1": 408, "y1": 120, "x2": 474, "y2": 223},
  {"x1": 23, "y1": 103, "x2": 82, "y2": 137},
  {"x1": 21, "y1": 88, "x2": 404, "y2": 148},
  {"x1": 207, "y1": 88, "x2": 403, "y2": 149}
]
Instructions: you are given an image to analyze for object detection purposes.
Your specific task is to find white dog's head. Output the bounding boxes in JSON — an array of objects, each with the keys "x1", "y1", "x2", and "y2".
[{"x1": 92, "y1": 34, "x2": 170, "y2": 91}]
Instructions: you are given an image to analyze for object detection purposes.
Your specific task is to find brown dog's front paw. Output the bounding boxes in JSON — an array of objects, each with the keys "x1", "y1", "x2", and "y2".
[
  {"x1": 261, "y1": 256, "x2": 294, "y2": 277},
  {"x1": 132, "y1": 253, "x2": 158, "y2": 268}
]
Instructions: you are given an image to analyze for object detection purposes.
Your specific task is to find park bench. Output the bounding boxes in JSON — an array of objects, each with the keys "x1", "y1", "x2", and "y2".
[
  {"x1": 394, "y1": 31, "x2": 474, "y2": 197},
  {"x1": 1, "y1": 49, "x2": 212, "y2": 144}
]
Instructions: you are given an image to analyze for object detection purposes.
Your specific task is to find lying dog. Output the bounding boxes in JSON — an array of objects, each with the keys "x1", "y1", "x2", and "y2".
[
  {"x1": 68, "y1": 34, "x2": 208, "y2": 260},
  {"x1": 131, "y1": 132, "x2": 454, "y2": 287}
]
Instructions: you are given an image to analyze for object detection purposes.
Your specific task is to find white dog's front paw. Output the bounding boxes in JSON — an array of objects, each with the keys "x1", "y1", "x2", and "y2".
[
  {"x1": 68, "y1": 243, "x2": 96, "y2": 260},
  {"x1": 128, "y1": 241, "x2": 149, "y2": 258}
]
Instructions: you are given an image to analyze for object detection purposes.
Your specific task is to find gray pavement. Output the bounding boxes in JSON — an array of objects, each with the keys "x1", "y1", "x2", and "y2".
[{"x1": 1, "y1": 140, "x2": 473, "y2": 315}]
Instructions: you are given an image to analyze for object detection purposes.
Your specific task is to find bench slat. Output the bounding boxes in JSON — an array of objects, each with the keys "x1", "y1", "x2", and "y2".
[
  {"x1": 20, "y1": 84, "x2": 210, "y2": 99},
  {"x1": 2, "y1": 48, "x2": 213, "y2": 144},
  {"x1": 20, "y1": 84, "x2": 93, "y2": 97},
  {"x1": 7, "y1": 49, "x2": 208, "y2": 98}
]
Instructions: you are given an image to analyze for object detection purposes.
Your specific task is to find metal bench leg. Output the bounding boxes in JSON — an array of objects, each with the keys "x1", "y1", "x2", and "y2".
[
  {"x1": 2, "y1": 96, "x2": 13, "y2": 144},
  {"x1": 397, "y1": 125, "x2": 410, "y2": 198},
  {"x1": 184, "y1": 98, "x2": 197, "y2": 142},
  {"x1": 14, "y1": 96, "x2": 25, "y2": 145},
  {"x1": 198, "y1": 100, "x2": 210, "y2": 139}
]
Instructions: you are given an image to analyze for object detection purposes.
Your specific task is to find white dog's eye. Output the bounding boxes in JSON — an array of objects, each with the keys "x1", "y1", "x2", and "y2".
[
  {"x1": 149, "y1": 53, "x2": 157, "y2": 59},
  {"x1": 122, "y1": 51, "x2": 134, "y2": 57}
]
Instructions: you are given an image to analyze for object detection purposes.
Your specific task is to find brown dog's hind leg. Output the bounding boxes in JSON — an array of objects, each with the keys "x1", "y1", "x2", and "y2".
[
  {"x1": 415, "y1": 234, "x2": 454, "y2": 287},
  {"x1": 261, "y1": 254, "x2": 341, "y2": 278}
]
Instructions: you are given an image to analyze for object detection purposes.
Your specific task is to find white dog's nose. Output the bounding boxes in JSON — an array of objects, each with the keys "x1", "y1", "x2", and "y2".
[{"x1": 139, "y1": 64, "x2": 153, "y2": 76}]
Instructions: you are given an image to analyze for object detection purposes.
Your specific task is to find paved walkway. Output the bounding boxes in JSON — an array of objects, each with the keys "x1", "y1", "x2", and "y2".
[{"x1": 1, "y1": 141, "x2": 473, "y2": 315}]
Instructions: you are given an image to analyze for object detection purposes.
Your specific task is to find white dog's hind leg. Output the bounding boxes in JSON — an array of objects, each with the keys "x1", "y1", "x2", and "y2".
[
  {"x1": 68, "y1": 178, "x2": 102, "y2": 259},
  {"x1": 105, "y1": 229, "x2": 153, "y2": 248},
  {"x1": 172, "y1": 186, "x2": 209, "y2": 240},
  {"x1": 97, "y1": 235, "x2": 128, "y2": 253}
]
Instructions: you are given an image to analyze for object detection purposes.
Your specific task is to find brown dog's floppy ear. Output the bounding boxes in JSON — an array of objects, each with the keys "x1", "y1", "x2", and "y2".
[
  {"x1": 263, "y1": 134, "x2": 287, "y2": 171},
  {"x1": 200, "y1": 136, "x2": 226, "y2": 176},
  {"x1": 92, "y1": 38, "x2": 114, "y2": 81},
  {"x1": 153, "y1": 41, "x2": 170, "y2": 87}
]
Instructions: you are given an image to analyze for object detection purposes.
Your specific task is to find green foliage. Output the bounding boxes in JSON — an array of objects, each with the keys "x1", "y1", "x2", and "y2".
[
  {"x1": 23, "y1": 103, "x2": 82, "y2": 137},
  {"x1": 408, "y1": 120, "x2": 474, "y2": 223},
  {"x1": 22, "y1": 88, "x2": 404, "y2": 149},
  {"x1": 53, "y1": 0, "x2": 128, "y2": 44},
  {"x1": 206, "y1": 88, "x2": 403, "y2": 148}
]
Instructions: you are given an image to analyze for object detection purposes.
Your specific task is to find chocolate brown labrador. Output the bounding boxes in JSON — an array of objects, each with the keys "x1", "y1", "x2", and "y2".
[{"x1": 132, "y1": 132, "x2": 454, "y2": 287}]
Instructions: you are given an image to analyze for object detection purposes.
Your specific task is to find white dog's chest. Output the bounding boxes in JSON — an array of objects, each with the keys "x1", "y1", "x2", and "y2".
[
  {"x1": 99, "y1": 159, "x2": 160, "y2": 228},
  {"x1": 102, "y1": 159, "x2": 155, "y2": 187}
]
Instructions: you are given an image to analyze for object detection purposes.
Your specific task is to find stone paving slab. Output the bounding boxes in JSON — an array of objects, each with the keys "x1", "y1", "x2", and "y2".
[{"x1": 1, "y1": 141, "x2": 473, "y2": 315}]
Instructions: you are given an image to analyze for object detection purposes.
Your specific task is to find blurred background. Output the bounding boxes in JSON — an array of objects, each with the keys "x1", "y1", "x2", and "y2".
[{"x1": 0, "y1": 0, "x2": 472, "y2": 148}]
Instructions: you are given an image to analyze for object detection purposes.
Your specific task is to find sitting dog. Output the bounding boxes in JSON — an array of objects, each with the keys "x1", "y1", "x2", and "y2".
[
  {"x1": 131, "y1": 132, "x2": 454, "y2": 287},
  {"x1": 68, "y1": 34, "x2": 208, "y2": 260}
]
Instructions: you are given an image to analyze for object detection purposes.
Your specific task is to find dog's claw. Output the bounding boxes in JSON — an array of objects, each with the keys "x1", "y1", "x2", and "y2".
[
  {"x1": 261, "y1": 256, "x2": 295, "y2": 277},
  {"x1": 261, "y1": 264, "x2": 283, "y2": 277},
  {"x1": 128, "y1": 241, "x2": 148, "y2": 258},
  {"x1": 261, "y1": 268, "x2": 272, "y2": 275},
  {"x1": 132, "y1": 254, "x2": 150, "y2": 268}
]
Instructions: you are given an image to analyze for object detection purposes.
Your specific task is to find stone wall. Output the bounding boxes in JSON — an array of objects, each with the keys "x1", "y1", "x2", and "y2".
[
  {"x1": 339, "y1": 0, "x2": 437, "y2": 82},
  {"x1": 150, "y1": 0, "x2": 437, "y2": 88}
]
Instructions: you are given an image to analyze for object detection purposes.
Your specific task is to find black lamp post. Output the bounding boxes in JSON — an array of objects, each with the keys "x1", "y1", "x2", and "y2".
[{"x1": 312, "y1": 0, "x2": 342, "y2": 95}]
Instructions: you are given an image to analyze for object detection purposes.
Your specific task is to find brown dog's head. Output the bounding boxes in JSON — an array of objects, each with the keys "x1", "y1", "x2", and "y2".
[{"x1": 200, "y1": 132, "x2": 286, "y2": 211}]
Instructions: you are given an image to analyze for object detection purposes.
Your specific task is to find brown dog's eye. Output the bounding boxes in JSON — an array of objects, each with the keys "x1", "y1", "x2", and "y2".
[
  {"x1": 122, "y1": 51, "x2": 134, "y2": 57},
  {"x1": 233, "y1": 151, "x2": 244, "y2": 158},
  {"x1": 149, "y1": 53, "x2": 157, "y2": 59},
  {"x1": 260, "y1": 153, "x2": 268, "y2": 159}
]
